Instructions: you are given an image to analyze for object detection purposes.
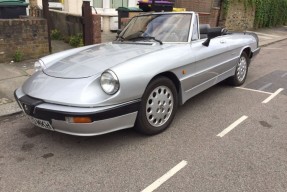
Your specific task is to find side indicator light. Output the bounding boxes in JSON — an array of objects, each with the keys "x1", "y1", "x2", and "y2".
[
  {"x1": 66, "y1": 117, "x2": 92, "y2": 123},
  {"x1": 182, "y1": 70, "x2": 186, "y2": 75}
]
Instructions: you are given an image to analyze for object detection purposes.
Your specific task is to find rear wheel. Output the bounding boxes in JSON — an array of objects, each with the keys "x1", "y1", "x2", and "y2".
[
  {"x1": 228, "y1": 52, "x2": 250, "y2": 86},
  {"x1": 135, "y1": 77, "x2": 178, "y2": 135}
]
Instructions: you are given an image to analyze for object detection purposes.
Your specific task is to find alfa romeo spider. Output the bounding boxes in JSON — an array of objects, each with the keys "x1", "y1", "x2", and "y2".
[{"x1": 14, "y1": 12, "x2": 260, "y2": 136}]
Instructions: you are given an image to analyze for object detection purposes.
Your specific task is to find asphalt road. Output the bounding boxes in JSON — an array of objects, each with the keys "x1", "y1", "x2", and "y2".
[{"x1": 0, "y1": 40, "x2": 287, "y2": 192}]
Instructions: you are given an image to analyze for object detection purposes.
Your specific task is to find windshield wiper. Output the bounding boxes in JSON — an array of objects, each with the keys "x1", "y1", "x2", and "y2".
[{"x1": 128, "y1": 36, "x2": 163, "y2": 45}]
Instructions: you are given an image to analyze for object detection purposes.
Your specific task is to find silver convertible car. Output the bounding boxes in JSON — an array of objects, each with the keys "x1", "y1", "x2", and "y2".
[{"x1": 15, "y1": 12, "x2": 260, "y2": 136}]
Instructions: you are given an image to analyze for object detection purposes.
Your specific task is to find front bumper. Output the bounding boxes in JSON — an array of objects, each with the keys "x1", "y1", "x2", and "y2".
[{"x1": 14, "y1": 88, "x2": 140, "y2": 136}]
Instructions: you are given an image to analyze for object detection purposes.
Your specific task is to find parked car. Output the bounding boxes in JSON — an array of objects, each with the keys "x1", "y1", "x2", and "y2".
[{"x1": 14, "y1": 12, "x2": 260, "y2": 136}]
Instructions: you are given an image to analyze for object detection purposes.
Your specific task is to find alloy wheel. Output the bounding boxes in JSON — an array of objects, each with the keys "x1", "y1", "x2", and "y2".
[{"x1": 145, "y1": 86, "x2": 174, "y2": 127}]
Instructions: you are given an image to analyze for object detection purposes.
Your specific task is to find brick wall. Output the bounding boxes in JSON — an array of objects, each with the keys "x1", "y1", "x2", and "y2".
[
  {"x1": 175, "y1": 0, "x2": 220, "y2": 27},
  {"x1": 92, "y1": 14, "x2": 101, "y2": 44},
  {"x1": 175, "y1": 0, "x2": 213, "y2": 12},
  {"x1": 210, "y1": 7, "x2": 220, "y2": 26},
  {"x1": 0, "y1": 17, "x2": 49, "y2": 62},
  {"x1": 220, "y1": 0, "x2": 255, "y2": 30}
]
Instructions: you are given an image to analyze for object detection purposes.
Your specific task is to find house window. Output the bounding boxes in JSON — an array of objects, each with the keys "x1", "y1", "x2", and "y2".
[
  {"x1": 93, "y1": 0, "x2": 103, "y2": 8},
  {"x1": 110, "y1": 0, "x2": 128, "y2": 8},
  {"x1": 93, "y1": 0, "x2": 130, "y2": 8}
]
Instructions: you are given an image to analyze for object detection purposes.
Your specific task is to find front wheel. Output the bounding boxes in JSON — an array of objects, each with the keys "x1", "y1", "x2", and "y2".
[
  {"x1": 135, "y1": 77, "x2": 178, "y2": 135},
  {"x1": 228, "y1": 52, "x2": 250, "y2": 86}
]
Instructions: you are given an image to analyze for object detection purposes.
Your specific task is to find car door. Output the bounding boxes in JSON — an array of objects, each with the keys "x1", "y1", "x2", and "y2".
[{"x1": 182, "y1": 37, "x2": 229, "y2": 98}]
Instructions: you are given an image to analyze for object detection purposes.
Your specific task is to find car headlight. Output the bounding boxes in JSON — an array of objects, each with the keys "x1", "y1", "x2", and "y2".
[
  {"x1": 34, "y1": 60, "x2": 46, "y2": 72},
  {"x1": 100, "y1": 70, "x2": 120, "y2": 95}
]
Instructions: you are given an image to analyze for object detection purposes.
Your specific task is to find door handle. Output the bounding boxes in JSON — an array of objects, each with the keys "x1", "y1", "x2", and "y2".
[{"x1": 220, "y1": 40, "x2": 226, "y2": 44}]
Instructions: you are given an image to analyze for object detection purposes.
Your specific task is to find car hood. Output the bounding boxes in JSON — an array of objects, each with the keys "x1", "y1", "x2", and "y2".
[{"x1": 43, "y1": 43, "x2": 163, "y2": 79}]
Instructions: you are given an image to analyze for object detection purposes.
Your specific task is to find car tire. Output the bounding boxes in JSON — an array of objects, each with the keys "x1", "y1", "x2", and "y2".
[
  {"x1": 228, "y1": 52, "x2": 250, "y2": 86},
  {"x1": 135, "y1": 77, "x2": 178, "y2": 135}
]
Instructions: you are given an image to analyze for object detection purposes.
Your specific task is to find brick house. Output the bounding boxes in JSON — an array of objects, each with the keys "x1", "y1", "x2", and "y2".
[{"x1": 174, "y1": 0, "x2": 222, "y2": 27}]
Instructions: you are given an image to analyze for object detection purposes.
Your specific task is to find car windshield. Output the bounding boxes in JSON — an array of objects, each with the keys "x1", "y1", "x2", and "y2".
[{"x1": 119, "y1": 14, "x2": 192, "y2": 43}]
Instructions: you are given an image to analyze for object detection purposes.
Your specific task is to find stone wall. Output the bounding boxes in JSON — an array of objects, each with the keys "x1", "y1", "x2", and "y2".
[
  {"x1": 0, "y1": 17, "x2": 49, "y2": 62},
  {"x1": 221, "y1": 0, "x2": 255, "y2": 30}
]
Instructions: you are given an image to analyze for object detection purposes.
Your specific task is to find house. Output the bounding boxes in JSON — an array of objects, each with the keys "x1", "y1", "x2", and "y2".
[
  {"x1": 58, "y1": 0, "x2": 138, "y2": 15},
  {"x1": 28, "y1": 0, "x2": 226, "y2": 43}
]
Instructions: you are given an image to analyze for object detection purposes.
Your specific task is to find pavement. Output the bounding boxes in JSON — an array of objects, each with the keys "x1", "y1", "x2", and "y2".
[
  {"x1": 0, "y1": 40, "x2": 73, "y2": 117},
  {"x1": 1, "y1": 27, "x2": 287, "y2": 117}
]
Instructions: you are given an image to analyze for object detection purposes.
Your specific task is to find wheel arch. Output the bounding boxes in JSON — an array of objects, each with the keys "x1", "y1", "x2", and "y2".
[
  {"x1": 149, "y1": 71, "x2": 183, "y2": 105},
  {"x1": 240, "y1": 47, "x2": 252, "y2": 67},
  {"x1": 242, "y1": 47, "x2": 252, "y2": 59}
]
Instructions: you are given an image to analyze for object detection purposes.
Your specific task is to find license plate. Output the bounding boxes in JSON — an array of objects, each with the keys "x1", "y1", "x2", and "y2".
[
  {"x1": 27, "y1": 116, "x2": 54, "y2": 131},
  {"x1": 17, "y1": 101, "x2": 54, "y2": 131}
]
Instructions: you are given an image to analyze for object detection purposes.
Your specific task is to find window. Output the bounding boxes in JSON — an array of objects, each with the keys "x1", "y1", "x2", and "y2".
[
  {"x1": 121, "y1": 14, "x2": 192, "y2": 42},
  {"x1": 110, "y1": 0, "x2": 128, "y2": 8},
  {"x1": 192, "y1": 15, "x2": 199, "y2": 41},
  {"x1": 93, "y1": 0, "x2": 129, "y2": 8},
  {"x1": 93, "y1": 0, "x2": 103, "y2": 8}
]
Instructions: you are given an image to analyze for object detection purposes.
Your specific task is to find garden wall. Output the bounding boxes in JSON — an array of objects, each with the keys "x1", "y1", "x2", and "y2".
[
  {"x1": 0, "y1": 17, "x2": 49, "y2": 62},
  {"x1": 49, "y1": 10, "x2": 101, "y2": 44},
  {"x1": 220, "y1": 0, "x2": 255, "y2": 30},
  {"x1": 49, "y1": 9, "x2": 83, "y2": 38}
]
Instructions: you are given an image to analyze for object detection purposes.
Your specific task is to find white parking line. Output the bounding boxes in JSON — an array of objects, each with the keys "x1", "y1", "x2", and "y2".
[
  {"x1": 235, "y1": 87, "x2": 272, "y2": 94},
  {"x1": 263, "y1": 47, "x2": 283, "y2": 50},
  {"x1": 262, "y1": 88, "x2": 284, "y2": 104},
  {"x1": 217, "y1": 116, "x2": 248, "y2": 138},
  {"x1": 141, "y1": 160, "x2": 187, "y2": 192}
]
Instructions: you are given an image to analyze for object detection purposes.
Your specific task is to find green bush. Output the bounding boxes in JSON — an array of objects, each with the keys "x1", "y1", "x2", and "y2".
[
  {"x1": 69, "y1": 33, "x2": 84, "y2": 47},
  {"x1": 13, "y1": 50, "x2": 23, "y2": 62},
  {"x1": 223, "y1": 0, "x2": 287, "y2": 28},
  {"x1": 253, "y1": 0, "x2": 287, "y2": 28},
  {"x1": 51, "y1": 29, "x2": 62, "y2": 40}
]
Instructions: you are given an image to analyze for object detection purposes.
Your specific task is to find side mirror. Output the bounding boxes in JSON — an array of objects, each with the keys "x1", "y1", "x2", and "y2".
[{"x1": 202, "y1": 27, "x2": 224, "y2": 47}]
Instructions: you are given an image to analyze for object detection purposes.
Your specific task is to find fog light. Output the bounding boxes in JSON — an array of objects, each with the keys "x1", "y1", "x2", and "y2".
[{"x1": 66, "y1": 117, "x2": 92, "y2": 123}]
